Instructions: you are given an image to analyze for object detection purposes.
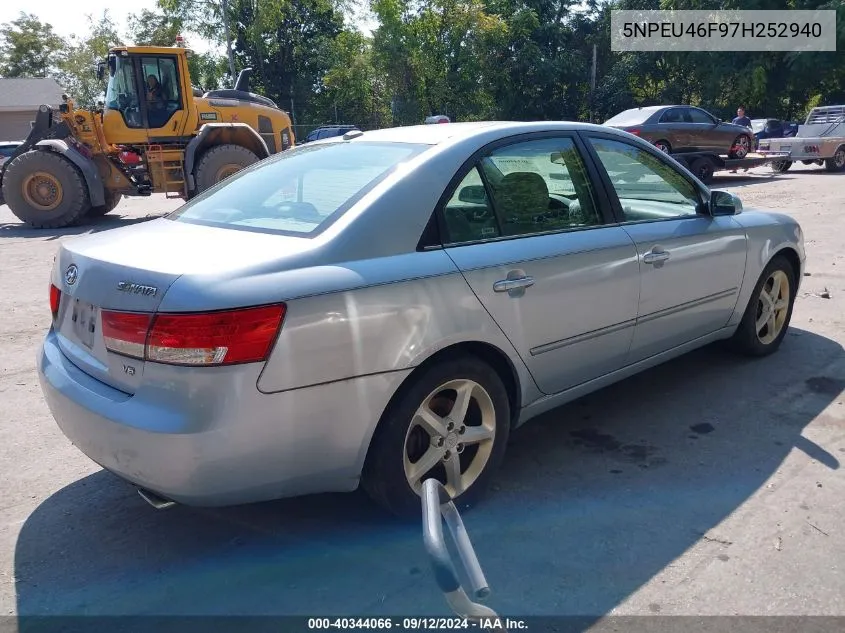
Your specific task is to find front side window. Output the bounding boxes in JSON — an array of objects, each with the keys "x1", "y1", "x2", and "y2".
[
  {"x1": 476, "y1": 137, "x2": 600, "y2": 239},
  {"x1": 588, "y1": 137, "x2": 701, "y2": 222},
  {"x1": 688, "y1": 108, "x2": 715, "y2": 124},
  {"x1": 170, "y1": 141, "x2": 428, "y2": 236},
  {"x1": 105, "y1": 55, "x2": 142, "y2": 129}
]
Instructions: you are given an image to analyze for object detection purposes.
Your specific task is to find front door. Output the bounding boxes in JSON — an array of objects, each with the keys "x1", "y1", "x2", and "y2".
[
  {"x1": 441, "y1": 134, "x2": 641, "y2": 395},
  {"x1": 686, "y1": 107, "x2": 722, "y2": 152},
  {"x1": 138, "y1": 55, "x2": 190, "y2": 139},
  {"x1": 583, "y1": 133, "x2": 747, "y2": 363}
]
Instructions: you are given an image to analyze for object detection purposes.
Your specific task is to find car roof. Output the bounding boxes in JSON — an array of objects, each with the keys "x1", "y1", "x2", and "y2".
[{"x1": 341, "y1": 121, "x2": 617, "y2": 146}]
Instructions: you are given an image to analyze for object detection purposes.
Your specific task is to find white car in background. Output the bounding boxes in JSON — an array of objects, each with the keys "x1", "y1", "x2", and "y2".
[{"x1": 0, "y1": 141, "x2": 22, "y2": 167}]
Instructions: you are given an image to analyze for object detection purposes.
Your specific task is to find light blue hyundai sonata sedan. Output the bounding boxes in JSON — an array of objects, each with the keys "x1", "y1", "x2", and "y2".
[{"x1": 38, "y1": 121, "x2": 805, "y2": 518}]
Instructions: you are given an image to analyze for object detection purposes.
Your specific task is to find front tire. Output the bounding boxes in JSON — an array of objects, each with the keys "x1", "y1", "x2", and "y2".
[
  {"x1": 194, "y1": 144, "x2": 259, "y2": 193},
  {"x1": 362, "y1": 355, "x2": 510, "y2": 519},
  {"x1": 771, "y1": 160, "x2": 792, "y2": 173},
  {"x1": 729, "y1": 134, "x2": 751, "y2": 159},
  {"x1": 728, "y1": 255, "x2": 796, "y2": 357},
  {"x1": 1, "y1": 150, "x2": 91, "y2": 228}
]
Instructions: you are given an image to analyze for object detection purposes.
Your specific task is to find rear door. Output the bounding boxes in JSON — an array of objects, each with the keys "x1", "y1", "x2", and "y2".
[
  {"x1": 441, "y1": 133, "x2": 641, "y2": 395},
  {"x1": 655, "y1": 107, "x2": 691, "y2": 152},
  {"x1": 582, "y1": 132, "x2": 747, "y2": 363}
]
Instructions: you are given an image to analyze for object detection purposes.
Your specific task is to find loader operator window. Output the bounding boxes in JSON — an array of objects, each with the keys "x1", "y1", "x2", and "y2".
[
  {"x1": 141, "y1": 56, "x2": 182, "y2": 129},
  {"x1": 105, "y1": 55, "x2": 143, "y2": 128}
]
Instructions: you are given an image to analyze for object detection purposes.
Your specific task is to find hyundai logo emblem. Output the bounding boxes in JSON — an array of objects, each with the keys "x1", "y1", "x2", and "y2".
[{"x1": 65, "y1": 264, "x2": 79, "y2": 286}]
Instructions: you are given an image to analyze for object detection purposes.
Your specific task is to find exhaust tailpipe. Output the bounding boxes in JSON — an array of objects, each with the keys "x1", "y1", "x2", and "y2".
[{"x1": 137, "y1": 487, "x2": 177, "y2": 510}]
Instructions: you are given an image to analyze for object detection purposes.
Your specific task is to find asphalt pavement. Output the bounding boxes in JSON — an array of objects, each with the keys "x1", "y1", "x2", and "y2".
[{"x1": 0, "y1": 165, "x2": 843, "y2": 626}]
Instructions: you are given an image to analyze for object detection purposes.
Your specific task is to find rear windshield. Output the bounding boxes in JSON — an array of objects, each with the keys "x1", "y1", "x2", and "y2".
[
  {"x1": 604, "y1": 108, "x2": 659, "y2": 126},
  {"x1": 169, "y1": 141, "x2": 428, "y2": 236}
]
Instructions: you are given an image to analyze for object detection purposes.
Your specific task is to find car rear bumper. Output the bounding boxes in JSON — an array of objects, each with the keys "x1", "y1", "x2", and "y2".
[{"x1": 38, "y1": 329, "x2": 412, "y2": 506}]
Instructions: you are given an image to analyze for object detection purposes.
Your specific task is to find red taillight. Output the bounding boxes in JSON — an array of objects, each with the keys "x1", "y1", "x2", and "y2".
[
  {"x1": 100, "y1": 304, "x2": 286, "y2": 367},
  {"x1": 626, "y1": 128, "x2": 641, "y2": 136},
  {"x1": 102, "y1": 311, "x2": 153, "y2": 359},
  {"x1": 49, "y1": 284, "x2": 61, "y2": 319}
]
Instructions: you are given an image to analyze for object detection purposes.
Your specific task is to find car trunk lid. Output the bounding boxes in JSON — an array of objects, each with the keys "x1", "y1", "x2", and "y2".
[{"x1": 51, "y1": 218, "x2": 313, "y2": 393}]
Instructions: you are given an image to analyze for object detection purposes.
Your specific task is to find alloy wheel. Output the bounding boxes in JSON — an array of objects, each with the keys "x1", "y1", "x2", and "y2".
[
  {"x1": 403, "y1": 379, "x2": 497, "y2": 498},
  {"x1": 755, "y1": 270, "x2": 790, "y2": 345}
]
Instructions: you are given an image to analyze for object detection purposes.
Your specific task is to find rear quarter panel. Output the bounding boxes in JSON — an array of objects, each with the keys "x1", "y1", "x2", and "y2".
[
  {"x1": 254, "y1": 249, "x2": 542, "y2": 406},
  {"x1": 725, "y1": 210, "x2": 805, "y2": 327}
]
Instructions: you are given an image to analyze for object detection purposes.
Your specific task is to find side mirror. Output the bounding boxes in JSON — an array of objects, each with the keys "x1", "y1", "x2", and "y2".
[
  {"x1": 710, "y1": 190, "x2": 743, "y2": 216},
  {"x1": 458, "y1": 185, "x2": 487, "y2": 205},
  {"x1": 96, "y1": 61, "x2": 106, "y2": 82}
]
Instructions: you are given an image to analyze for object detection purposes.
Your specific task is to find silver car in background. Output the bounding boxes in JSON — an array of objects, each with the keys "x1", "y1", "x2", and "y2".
[{"x1": 38, "y1": 121, "x2": 805, "y2": 518}]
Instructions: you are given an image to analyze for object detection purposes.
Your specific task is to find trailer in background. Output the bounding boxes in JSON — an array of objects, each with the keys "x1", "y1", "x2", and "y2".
[
  {"x1": 757, "y1": 105, "x2": 845, "y2": 174},
  {"x1": 669, "y1": 151, "x2": 789, "y2": 185}
]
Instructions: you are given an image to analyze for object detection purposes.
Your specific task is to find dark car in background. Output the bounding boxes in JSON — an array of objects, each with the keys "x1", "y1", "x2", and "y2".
[
  {"x1": 302, "y1": 125, "x2": 360, "y2": 143},
  {"x1": 750, "y1": 118, "x2": 799, "y2": 149},
  {"x1": 604, "y1": 105, "x2": 754, "y2": 159}
]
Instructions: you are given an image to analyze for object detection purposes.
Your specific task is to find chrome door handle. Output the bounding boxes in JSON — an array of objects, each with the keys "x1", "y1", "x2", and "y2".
[
  {"x1": 493, "y1": 276, "x2": 535, "y2": 292},
  {"x1": 643, "y1": 250, "x2": 670, "y2": 264}
]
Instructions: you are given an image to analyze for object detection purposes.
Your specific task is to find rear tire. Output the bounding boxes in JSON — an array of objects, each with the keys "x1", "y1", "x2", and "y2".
[
  {"x1": 194, "y1": 144, "x2": 259, "y2": 193},
  {"x1": 1, "y1": 150, "x2": 90, "y2": 228},
  {"x1": 654, "y1": 140, "x2": 671, "y2": 154},
  {"x1": 824, "y1": 146, "x2": 845, "y2": 172},
  {"x1": 362, "y1": 355, "x2": 510, "y2": 520},
  {"x1": 771, "y1": 160, "x2": 792, "y2": 173},
  {"x1": 727, "y1": 255, "x2": 796, "y2": 357},
  {"x1": 87, "y1": 191, "x2": 122, "y2": 218}
]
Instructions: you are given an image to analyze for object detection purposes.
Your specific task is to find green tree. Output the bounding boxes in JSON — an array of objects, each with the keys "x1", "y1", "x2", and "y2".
[
  {"x1": 127, "y1": 9, "x2": 227, "y2": 91},
  {"x1": 0, "y1": 12, "x2": 64, "y2": 77},
  {"x1": 315, "y1": 30, "x2": 391, "y2": 128},
  {"x1": 56, "y1": 12, "x2": 123, "y2": 108},
  {"x1": 127, "y1": 8, "x2": 184, "y2": 46}
]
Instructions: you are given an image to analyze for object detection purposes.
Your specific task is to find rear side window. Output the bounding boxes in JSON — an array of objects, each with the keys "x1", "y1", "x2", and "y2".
[
  {"x1": 170, "y1": 141, "x2": 428, "y2": 236},
  {"x1": 659, "y1": 108, "x2": 685, "y2": 123}
]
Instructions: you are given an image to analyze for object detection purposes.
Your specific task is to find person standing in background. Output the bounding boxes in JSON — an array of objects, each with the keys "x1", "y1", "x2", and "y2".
[
  {"x1": 730, "y1": 106, "x2": 752, "y2": 172},
  {"x1": 732, "y1": 106, "x2": 751, "y2": 128}
]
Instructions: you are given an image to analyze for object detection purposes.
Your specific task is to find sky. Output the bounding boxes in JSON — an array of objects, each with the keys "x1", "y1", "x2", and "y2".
[{"x1": 1, "y1": 0, "x2": 377, "y2": 55}]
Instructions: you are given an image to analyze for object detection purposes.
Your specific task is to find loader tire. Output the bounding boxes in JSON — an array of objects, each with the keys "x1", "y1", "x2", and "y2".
[
  {"x1": 88, "y1": 191, "x2": 122, "y2": 218},
  {"x1": 2, "y1": 150, "x2": 91, "y2": 228},
  {"x1": 194, "y1": 144, "x2": 259, "y2": 193}
]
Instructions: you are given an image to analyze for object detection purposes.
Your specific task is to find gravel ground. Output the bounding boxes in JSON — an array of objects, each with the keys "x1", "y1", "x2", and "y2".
[{"x1": 0, "y1": 164, "x2": 843, "y2": 625}]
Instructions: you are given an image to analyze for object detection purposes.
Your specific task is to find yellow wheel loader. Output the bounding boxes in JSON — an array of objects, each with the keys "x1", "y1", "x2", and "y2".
[{"x1": 0, "y1": 45, "x2": 295, "y2": 228}]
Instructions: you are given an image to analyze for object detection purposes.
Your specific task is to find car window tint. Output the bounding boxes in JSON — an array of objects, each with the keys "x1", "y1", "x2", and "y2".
[
  {"x1": 478, "y1": 137, "x2": 601, "y2": 238},
  {"x1": 443, "y1": 167, "x2": 500, "y2": 243},
  {"x1": 588, "y1": 137, "x2": 701, "y2": 222},
  {"x1": 170, "y1": 141, "x2": 428, "y2": 236},
  {"x1": 688, "y1": 108, "x2": 714, "y2": 124}
]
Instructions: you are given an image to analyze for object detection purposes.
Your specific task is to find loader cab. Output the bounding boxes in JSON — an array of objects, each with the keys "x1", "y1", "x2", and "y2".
[{"x1": 102, "y1": 47, "x2": 195, "y2": 144}]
